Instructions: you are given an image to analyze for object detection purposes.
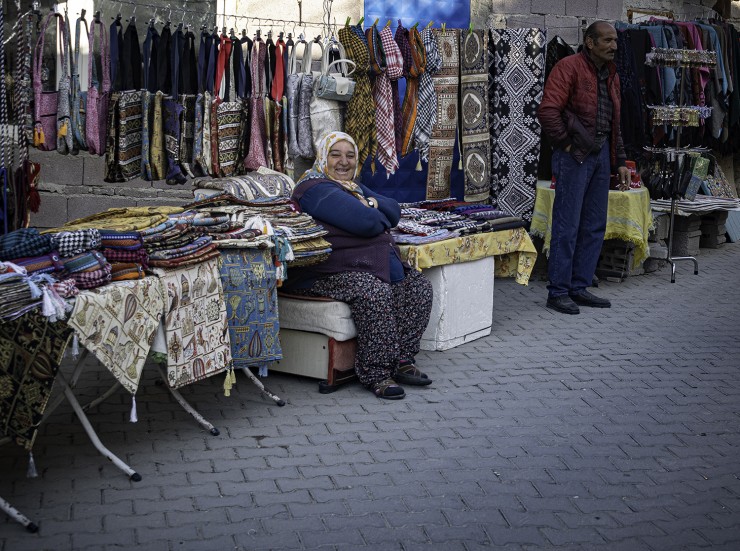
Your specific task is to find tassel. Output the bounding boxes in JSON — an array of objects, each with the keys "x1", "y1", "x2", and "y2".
[
  {"x1": 33, "y1": 124, "x2": 45, "y2": 146},
  {"x1": 223, "y1": 371, "x2": 232, "y2": 396},
  {"x1": 129, "y1": 395, "x2": 138, "y2": 423},
  {"x1": 27, "y1": 452, "x2": 38, "y2": 478},
  {"x1": 415, "y1": 157, "x2": 422, "y2": 171},
  {"x1": 259, "y1": 366, "x2": 268, "y2": 377},
  {"x1": 71, "y1": 334, "x2": 79, "y2": 358},
  {"x1": 230, "y1": 368, "x2": 237, "y2": 384},
  {"x1": 28, "y1": 185, "x2": 41, "y2": 212},
  {"x1": 41, "y1": 289, "x2": 55, "y2": 318},
  {"x1": 59, "y1": 120, "x2": 68, "y2": 137},
  {"x1": 458, "y1": 158, "x2": 463, "y2": 170}
]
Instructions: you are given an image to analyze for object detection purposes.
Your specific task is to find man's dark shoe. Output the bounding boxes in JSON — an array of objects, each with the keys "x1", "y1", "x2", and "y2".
[
  {"x1": 546, "y1": 295, "x2": 580, "y2": 315},
  {"x1": 570, "y1": 290, "x2": 611, "y2": 308}
]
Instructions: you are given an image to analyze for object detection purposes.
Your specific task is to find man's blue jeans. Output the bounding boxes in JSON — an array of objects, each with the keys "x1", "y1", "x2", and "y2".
[{"x1": 547, "y1": 143, "x2": 610, "y2": 298}]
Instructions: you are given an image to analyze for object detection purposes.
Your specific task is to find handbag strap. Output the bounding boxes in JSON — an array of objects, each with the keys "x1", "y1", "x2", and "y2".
[
  {"x1": 250, "y1": 37, "x2": 267, "y2": 96},
  {"x1": 170, "y1": 24, "x2": 184, "y2": 97},
  {"x1": 34, "y1": 12, "x2": 66, "y2": 92},
  {"x1": 181, "y1": 30, "x2": 198, "y2": 95},
  {"x1": 142, "y1": 23, "x2": 158, "y2": 92},
  {"x1": 205, "y1": 30, "x2": 219, "y2": 94},
  {"x1": 231, "y1": 36, "x2": 247, "y2": 99},
  {"x1": 321, "y1": 41, "x2": 355, "y2": 76},
  {"x1": 72, "y1": 14, "x2": 88, "y2": 88},
  {"x1": 288, "y1": 37, "x2": 307, "y2": 74},
  {"x1": 109, "y1": 18, "x2": 123, "y2": 91},
  {"x1": 302, "y1": 38, "x2": 324, "y2": 75},
  {"x1": 88, "y1": 17, "x2": 109, "y2": 93},
  {"x1": 214, "y1": 33, "x2": 232, "y2": 100}
]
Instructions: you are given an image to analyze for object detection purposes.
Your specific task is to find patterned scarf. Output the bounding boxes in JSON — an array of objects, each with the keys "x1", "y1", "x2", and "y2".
[
  {"x1": 297, "y1": 131, "x2": 364, "y2": 198},
  {"x1": 400, "y1": 26, "x2": 426, "y2": 156},
  {"x1": 414, "y1": 28, "x2": 442, "y2": 162},
  {"x1": 367, "y1": 26, "x2": 402, "y2": 176},
  {"x1": 338, "y1": 25, "x2": 376, "y2": 169}
]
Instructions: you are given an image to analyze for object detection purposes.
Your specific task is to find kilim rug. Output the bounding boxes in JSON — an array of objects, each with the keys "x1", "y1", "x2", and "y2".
[
  {"x1": 489, "y1": 28, "x2": 546, "y2": 222},
  {"x1": 67, "y1": 277, "x2": 165, "y2": 394},
  {"x1": 219, "y1": 248, "x2": 282, "y2": 373},
  {"x1": 151, "y1": 258, "x2": 232, "y2": 389},
  {"x1": 460, "y1": 29, "x2": 491, "y2": 203},
  {"x1": 425, "y1": 29, "x2": 460, "y2": 200},
  {"x1": 0, "y1": 310, "x2": 72, "y2": 449}
]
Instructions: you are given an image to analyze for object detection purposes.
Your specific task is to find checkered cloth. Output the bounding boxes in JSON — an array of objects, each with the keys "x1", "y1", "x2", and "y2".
[
  {"x1": 69, "y1": 262, "x2": 113, "y2": 289},
  {"x1": 51, "y1": 278, "x2": 79, "y2": 298},
  {"x1": 370, "y1": 26, "x2": 403, "y2": 176},
  {"x1": 414, "y1": 28, "x2": 441, "y2": 162},
  {"x1": 0, "y1": 228, "x2": 53, "y2": 261},
  {"x1": 339, "y1": 25, "x2": 377, "y2": 169},
  {"x1": 102, "y1": 248, "x2": 150, "y2": 269},
  {"x1": 50, "y1": 229, "x2": 102, "y2": 257},
  {"x1": 396, "y1": 220, "x2": 444, "y2": 236}
]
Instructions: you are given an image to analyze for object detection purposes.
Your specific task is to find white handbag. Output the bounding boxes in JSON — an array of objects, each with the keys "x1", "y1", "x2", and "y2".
[
  {"x1": 309, "y1": 41, "x2": 350, "y2": 153},
  {"x1": 314, "y1": 42, "x2": 356, "y2": 102}
]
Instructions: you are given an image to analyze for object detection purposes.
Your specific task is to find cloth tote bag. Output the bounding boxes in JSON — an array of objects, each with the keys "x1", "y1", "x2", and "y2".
[{"x1": 32, "y1": 12, "x2": 67, "y2": 152}]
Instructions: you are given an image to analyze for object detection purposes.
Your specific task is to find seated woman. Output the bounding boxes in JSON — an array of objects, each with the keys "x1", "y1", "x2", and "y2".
[{"x1": 284, "y1": 132, "x2": 433, "y2": 400}]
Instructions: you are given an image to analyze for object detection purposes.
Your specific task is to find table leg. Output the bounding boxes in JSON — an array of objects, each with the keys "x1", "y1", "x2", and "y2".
[
  {"x1": 156, "y1": 366, "x2": 220, "y2": 436},
  {"x1": 56, "y1": 374, "x2": 141, "y2": 481},
  {"x1": 240, "y1": 368, "x2": 286, "y2": 406},
  {"x1": 0, "y1": 495, "x2": 38, "y2": 533}
]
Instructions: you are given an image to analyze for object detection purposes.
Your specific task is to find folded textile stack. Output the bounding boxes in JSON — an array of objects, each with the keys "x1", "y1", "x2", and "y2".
[
  {"x1": 191, "y1": 169, "x2": 295, "y2": 202},
  {"x1": 99, "y1": 229, "x2": 149, "y2": 280},
  {"x1": 0, "y1": 262, "x2": 72, "y2": 322},
  {"x1": 141, "y1": 216, "x2": 220, "y2": 269}
]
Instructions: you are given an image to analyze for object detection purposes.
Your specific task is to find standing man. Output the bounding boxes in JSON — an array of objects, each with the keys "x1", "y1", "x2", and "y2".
[{"x1": 538, "y1": 21, "x2": 631, "y2": 315}]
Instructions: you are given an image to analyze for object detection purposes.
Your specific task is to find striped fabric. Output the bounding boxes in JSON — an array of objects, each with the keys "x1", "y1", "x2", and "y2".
[
  {"x1": 338, "y1": 25, "x2": 376, "y2": 168},
  {"x1": 400, "y1": 27, "x2": 425, "y2": 156}
]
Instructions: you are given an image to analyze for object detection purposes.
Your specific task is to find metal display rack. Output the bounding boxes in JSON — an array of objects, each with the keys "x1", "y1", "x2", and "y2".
[{"x1": 646, "y1": 48, "x2": 717, "y2": 282}]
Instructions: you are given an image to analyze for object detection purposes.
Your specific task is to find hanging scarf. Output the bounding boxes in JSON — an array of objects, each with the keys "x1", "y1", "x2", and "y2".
[
  {"x1": 400, "y1": 26, "x2": 426, "y2": 156},
  {"x1": 296, "y1": 131, "x2": 364, "y2": 198},
  {"x1": 394, "y1": 22, "x2": 412, "y2": 155},
  {"x1": 414, "y1": 28, "x2": 442, "y2": 162},
  {"x1": 338, "y1": 25, "x2": 376, "y2": 169},
  {"x1": 369, "y1": 25, "x2": 403, "y2": 176}
]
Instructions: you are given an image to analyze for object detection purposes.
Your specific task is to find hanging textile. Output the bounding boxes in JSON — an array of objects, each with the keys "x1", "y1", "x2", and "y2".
[
  {"x1": 219, "y1": 248, "x2": 282, "y2": 372},
  {"x1": 459, "y1": 29, "x2": 490, "y2": 202},
  {"x1": 339, "y1": 24, "x2": 376, "y2": 166},
  {"x1": 179, "y1": 30, "x2": 200, "y2": 178},
  {"x1": 0, "y1": 310, "x2": 72, "y2": 450},
  {"x1": 67, "y1": 277, "x2": 165, "y2": 394},
  {"x1": 413, "y1": 28, "x2": 442, "y2": 163},
  {"x1": 32, "y1": 11, "x2": 67, "y2": 152},
  {"x1": 425, "y1": 29, "x2": 460, "y2": 200},
  {"x1": 244, "y1": 37, "x2": 268, "y2": 170},
  {"x1": 70, "y1": 14, "x2": 89, "y2": 153},
  {"x1": 368, "y1": 25, "x2": 402, "y2": 176},
  {"x1": 399, "y1": 25, "x2": 426, "y2": 156},
  {"x1": 489, "y1": 28, "x2": 546, "y2": 221},
  {"x1": 152, "y1": 257, "x2": 232, "y2": 389},
  {"x1": 86, "y1": 15, "x2": 110, "y2": 156}
]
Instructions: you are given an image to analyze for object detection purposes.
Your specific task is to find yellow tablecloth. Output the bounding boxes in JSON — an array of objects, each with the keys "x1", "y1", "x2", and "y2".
[
  {"x1": 398, "y1": 227, "x2": 538, "y2": 285},
  {"x1": 529, "y1": 181, "x2": 653, "y2": 269}
]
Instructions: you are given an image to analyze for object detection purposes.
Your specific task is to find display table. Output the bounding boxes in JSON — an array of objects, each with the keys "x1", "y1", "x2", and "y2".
[
  {"x1": 397, "y1": 228, "x2": 537, "y2": 351},
  {"x1": 529, "y1": 181, "x2": 653, "y2": 268}
]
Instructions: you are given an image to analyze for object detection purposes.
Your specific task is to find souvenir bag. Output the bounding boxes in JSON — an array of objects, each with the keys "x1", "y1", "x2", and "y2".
[
  {"x1": 298, "y1": 39, "x2": 324, "y2": 158},
  {"x1": 69, "y1": 13, "x2": 89, "y2": 153},
  {"x1": 244, "y1": 36, "x2": 269, "y2": 170},
  {"x1": 286, "y1": 36, "x2": 309, "y2": 158},
  {"x1": 268, "y1": 36, "x2": 287, "y2": 172},
  {"x1": 215, "y1": 35, "x2": 245, "y2": 176},
  {"x1": 178, "y1": 29, "x2": 199, "y2": 178},
  {"x1": 119, "y1": 21, "x2": 143, "y2": 180},
  {"x1": 149, "y1": 91, "x2": 167, "y2": 180},
  {"x1": 315, "y1": 41, "x2": 356, "y2": 102},
  {"x1": 32, "y1": 11, "x2": 66, "y2": 151},
  {"x1": 162, "y1": 26, "x2": 187, "y2": 185},
  {"x1": 55, "y1": 12, "x2": 73, "y2": 155},
  {"x1": 140, "y1": 23, "x2": 159, "y2": 180},
  {"x1": 310, "y1": 42, "x2": 354, "y2": 150},
  {"x1": 104, "y1": 91, "x2": 123, "y2": 181},
  {"x1": 85, "y1": 15, "x2": 109, "y2": 156},
  {"x1": 194, "y1": 32, "x2": 216, "y2": 176}
]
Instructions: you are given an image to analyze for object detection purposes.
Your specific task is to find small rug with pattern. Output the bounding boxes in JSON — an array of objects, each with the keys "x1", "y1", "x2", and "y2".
[
  {"x1": 426, "y1": 29, "x2": 460, "y2": 201},
  {"x1": 0, "y1": 310, "x2": 72, "y2": 450},
  {"x1": 460, "y1": 29, "x2": 491, "y2": 203}
]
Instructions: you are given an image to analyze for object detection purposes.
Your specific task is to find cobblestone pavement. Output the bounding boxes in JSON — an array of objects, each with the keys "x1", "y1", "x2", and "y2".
[{"x1": 1, "y1": 243, "x2": 739, "y2": 551}]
